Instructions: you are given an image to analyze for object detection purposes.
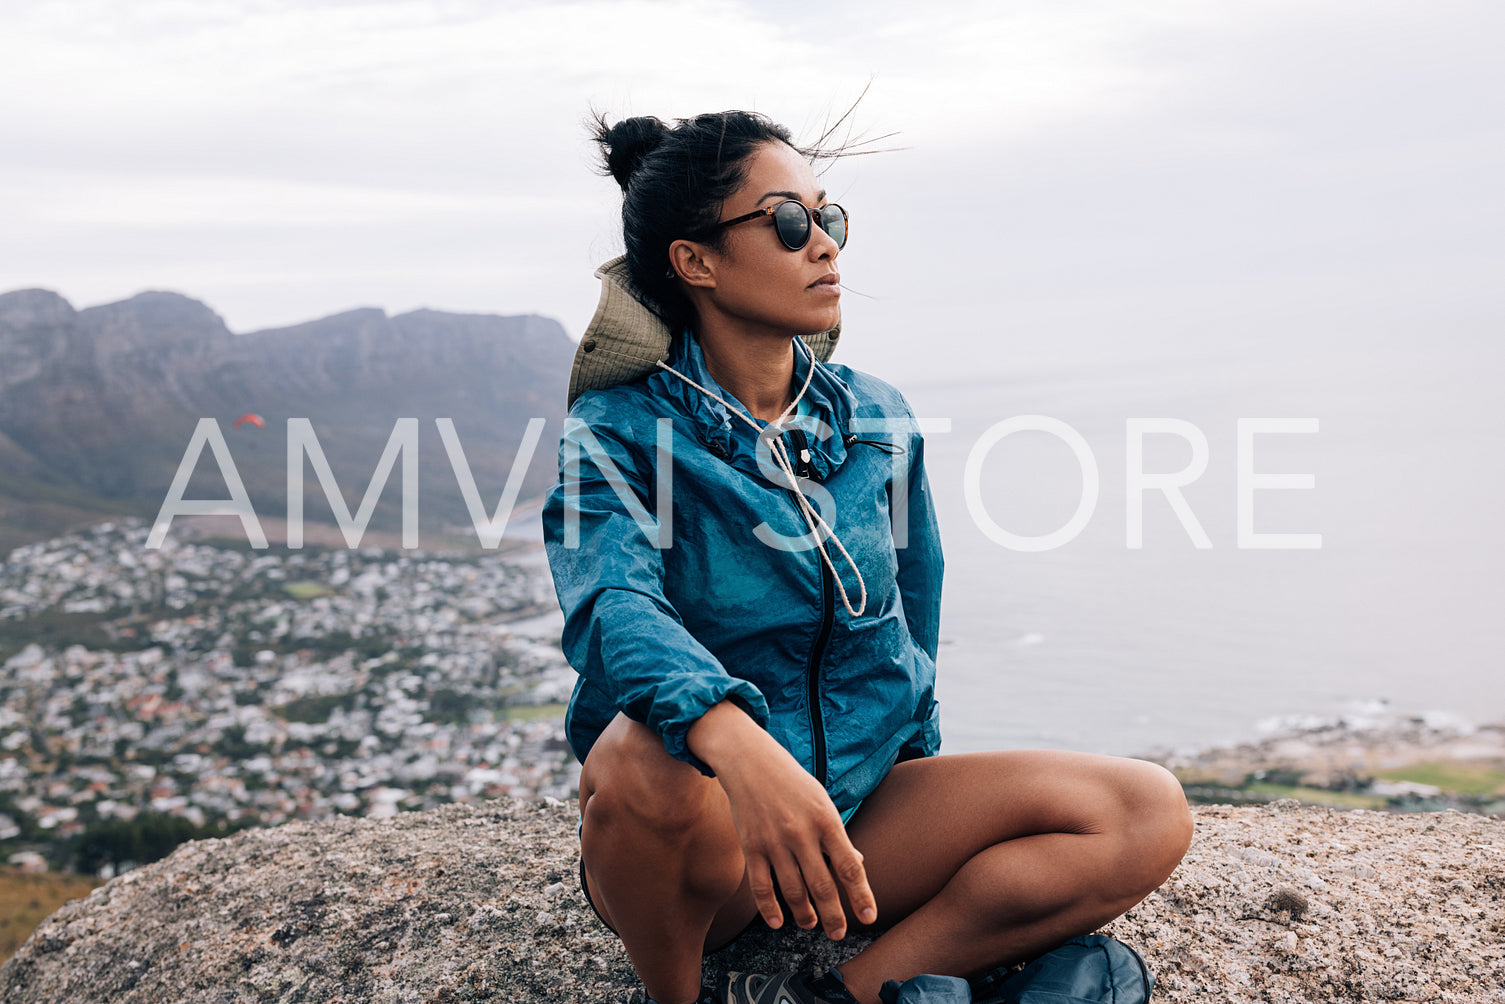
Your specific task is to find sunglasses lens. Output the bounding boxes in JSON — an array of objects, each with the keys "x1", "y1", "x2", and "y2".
[
  {"x1": 820, "y1": 204, "x2": 848, "y2": 249},
  {"x1": 773, "y1": 201, "x2": 811, "y2": 250}
]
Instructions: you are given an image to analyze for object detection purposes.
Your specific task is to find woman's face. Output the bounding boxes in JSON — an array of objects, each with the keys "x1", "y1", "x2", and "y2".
[{"x1": 692, "y1": 140, "x2": 842, "y2": 338}]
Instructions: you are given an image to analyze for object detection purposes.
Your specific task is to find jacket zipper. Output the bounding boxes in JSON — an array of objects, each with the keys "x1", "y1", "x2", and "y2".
[
  {"x1": 807, "y1": 544, "x2": 834, "y2": 786},
  {"x1": 788, "y1": 428, "x2": 833, "y2": 786}
]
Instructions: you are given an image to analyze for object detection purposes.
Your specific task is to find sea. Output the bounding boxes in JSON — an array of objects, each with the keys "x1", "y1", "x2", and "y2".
[{"x1": 898, "y1": 340, "x2": 1505, "y2": 757}]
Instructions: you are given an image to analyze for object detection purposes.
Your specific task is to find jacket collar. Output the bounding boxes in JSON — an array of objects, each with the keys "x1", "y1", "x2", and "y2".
[{"x1": 648, "y1": 331, "x2": 855, "y2": 482}]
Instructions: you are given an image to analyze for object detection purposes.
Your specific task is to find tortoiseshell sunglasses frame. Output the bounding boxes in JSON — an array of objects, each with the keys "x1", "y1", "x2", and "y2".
[{"x1": 716, "y1": 200, "x2": 849, "y2": 251}]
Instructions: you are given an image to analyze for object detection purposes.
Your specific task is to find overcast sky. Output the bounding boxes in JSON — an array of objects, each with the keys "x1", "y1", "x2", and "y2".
[{"x1": 2, "y1": 0, "x2": 1501, "y2": 380}]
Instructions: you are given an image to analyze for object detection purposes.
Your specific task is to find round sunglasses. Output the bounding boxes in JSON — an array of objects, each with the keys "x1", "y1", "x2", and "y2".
[{"x1": 716, "y1": 200, "x2": 849, "y2": 251}]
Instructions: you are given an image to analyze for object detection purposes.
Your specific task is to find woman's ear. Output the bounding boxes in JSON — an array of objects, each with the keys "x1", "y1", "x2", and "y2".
[{"x1": 669, "y1": 239, "x2": 717, "y2": 289}]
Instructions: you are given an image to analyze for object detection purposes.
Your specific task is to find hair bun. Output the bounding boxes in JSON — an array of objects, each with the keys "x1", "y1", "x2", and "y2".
[{"x1": 593, "y1": 114, "x2": 669, "y2": 192}]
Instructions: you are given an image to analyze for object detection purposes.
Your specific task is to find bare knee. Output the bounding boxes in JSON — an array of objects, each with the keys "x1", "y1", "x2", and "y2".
[
  {"x1": 578, "y1": 715, "x2": 747, "y2": 916},
  {"x1": 580, "y1": 714, "x2": 726, "y2": 844},
  {"x1": 1134, "y1": 759, "x2": 1194, "y2": 855},
  {"x1": 1111, "y1": 758, "x2": 1193, "y2": 895}
]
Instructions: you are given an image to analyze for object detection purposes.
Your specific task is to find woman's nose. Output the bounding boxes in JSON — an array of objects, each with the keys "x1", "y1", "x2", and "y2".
[{"x1": 808, "y1": 223, "x2": 840, "y2": 259}]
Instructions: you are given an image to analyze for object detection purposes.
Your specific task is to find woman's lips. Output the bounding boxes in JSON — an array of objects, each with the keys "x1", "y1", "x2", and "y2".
[{"x1": 808, "y1": 273, "x2": 841, "y2": 294}]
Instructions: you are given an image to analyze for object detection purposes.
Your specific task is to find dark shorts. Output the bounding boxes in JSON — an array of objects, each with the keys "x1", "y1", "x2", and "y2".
[{"x1": 578, "y1": 856, "x2": 619, "y2": 935}]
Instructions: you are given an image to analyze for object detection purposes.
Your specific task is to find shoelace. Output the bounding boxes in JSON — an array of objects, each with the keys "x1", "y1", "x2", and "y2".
[{"x1": 655, "y1": 339, "x2": 868, "y2": 617}]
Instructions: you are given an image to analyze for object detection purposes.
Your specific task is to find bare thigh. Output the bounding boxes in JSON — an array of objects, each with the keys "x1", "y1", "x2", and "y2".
[{"x1": 841, "y1": 750, "x2": 1191, "y2": 926}]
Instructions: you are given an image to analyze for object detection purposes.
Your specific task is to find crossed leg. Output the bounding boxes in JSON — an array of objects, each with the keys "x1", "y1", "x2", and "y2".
[
  {"x1": 579, "y1": 714, "x2": 1193, "y2": 1004},
  {"x1": 833, "y1": 750, "x2": 1192, "y2": 1002}
]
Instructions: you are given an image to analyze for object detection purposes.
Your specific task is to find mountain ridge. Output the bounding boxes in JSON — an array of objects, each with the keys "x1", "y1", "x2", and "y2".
[{"x1": 0, "y1": 288, "x2": 575, "y2": 554}]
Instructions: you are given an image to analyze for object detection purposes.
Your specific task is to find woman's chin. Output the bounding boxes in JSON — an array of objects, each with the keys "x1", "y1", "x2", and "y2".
[{"x1": 801, "y1": 305, "x2": 842, "y2": 335}]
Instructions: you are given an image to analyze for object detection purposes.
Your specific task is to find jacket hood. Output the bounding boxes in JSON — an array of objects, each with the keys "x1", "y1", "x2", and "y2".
[{"x1": 567, "y1": 255, "x2": 842, "y2": 408}]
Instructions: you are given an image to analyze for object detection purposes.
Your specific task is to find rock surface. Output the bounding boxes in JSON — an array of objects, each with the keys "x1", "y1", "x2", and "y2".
[{"x1": 1, "y1": 799, "x2": 1501, "y2": 1003}]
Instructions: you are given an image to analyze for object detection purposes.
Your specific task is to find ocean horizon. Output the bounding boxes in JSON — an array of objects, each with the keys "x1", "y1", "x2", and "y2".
[{"x1": 895, "y1": 340, "x2": 1504, "y2": 757}]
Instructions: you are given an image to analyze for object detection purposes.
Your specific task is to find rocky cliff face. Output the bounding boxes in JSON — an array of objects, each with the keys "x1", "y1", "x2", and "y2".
[
  {"x1": 0, "y1": 289, "x2": 574, "y2": 552},
  {"x1": 0, "y1": 800, "x2": 1499, "y2": 1003},
  {"x1": 0, "y1": 290, "x2": 81, "y2": 389}
]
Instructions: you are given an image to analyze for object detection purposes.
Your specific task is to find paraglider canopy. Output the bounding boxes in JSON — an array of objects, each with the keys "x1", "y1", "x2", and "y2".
[{"x1": 233, "y1": 413, "x2": 265, "y2": 430}]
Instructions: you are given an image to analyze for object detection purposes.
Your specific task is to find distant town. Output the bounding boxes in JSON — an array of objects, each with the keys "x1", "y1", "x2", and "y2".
[{"x1": 0, "y1": 519, "x2": 579, "y2": 874}]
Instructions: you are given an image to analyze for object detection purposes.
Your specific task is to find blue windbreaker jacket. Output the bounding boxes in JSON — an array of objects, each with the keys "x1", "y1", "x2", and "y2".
[{"x1": 542, "y1": 332, "x2": 943, "y2": 814}]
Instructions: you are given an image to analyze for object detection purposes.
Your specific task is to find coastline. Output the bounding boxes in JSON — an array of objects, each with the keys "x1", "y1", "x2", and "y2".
[{"x1": 1137, "y1": 705, "x2": 1505, "y2": 814}]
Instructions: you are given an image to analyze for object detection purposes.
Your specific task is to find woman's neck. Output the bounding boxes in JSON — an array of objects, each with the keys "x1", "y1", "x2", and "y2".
[{"x1": 694, "y1": 326, "x2": 797, "y2": 423}]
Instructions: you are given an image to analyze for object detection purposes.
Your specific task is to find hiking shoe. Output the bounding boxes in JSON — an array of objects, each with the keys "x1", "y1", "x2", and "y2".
[{"x1": 716, "y1": 968, "x2": 860, "y2": 1004}]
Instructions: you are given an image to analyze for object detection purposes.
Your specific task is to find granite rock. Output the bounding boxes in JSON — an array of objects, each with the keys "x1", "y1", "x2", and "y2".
[{"x1": 1, "y1": 799, "x2": 1501, "y2": 1003}]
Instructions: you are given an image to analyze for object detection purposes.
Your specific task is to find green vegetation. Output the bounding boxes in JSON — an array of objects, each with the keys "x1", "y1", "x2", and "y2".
[
  {"x1": 320, "y1": 737, "x2": 364, "y2": 759},
  {"x1": 426, "y1": 687, "x2": 477, "y2": 724},
  {"x1": 70, "y1": 813, "x2": 257, "y2": 877},
  {"x1": 0, "y1": 610, "x2": 129, "y2": 658},
  {"x1": 1374, "y1": 761, "x2": 1505, "y2": 797},
  {"x1": 1240, "y1": 783, "x2": 1389, "y2": 810},
  {"x1": 121, "y1": 746, "x2": 175, "y2": 767},
  {"x1": 209, "y1": 726, "x2": 261, "y2": 760},
  {"x1": 232, "y1": 629, "x2": 393, "y2": 667},
  {"x1": 1175, "y1": 758, "x2": 1505, "y2": 813},
  {"x1": 0, "y1": 795, "x2": 39, "y2": 846},
  {"x1": 274, "y1": 692, "x2": 357, "y2": 725},
  {"x1": 232, "y1": 683, "x2": 265, "y2": 705}
]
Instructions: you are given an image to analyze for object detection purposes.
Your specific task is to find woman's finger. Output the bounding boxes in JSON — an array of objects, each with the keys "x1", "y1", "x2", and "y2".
[
  {"x1": 774, "y1": 851, "x2": 821, "y2": 930},
  {"x1": 828, "y1": 838, "x2": 878, "y2": 927},
  {"x1": 745, "y1": 855, "x2": 784, "y2": 930},
  {"x1": 796, "y1": 842, "x2": 851, "y2": 940}
]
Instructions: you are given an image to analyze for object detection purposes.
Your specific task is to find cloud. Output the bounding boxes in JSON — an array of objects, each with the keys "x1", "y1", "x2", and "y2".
[
  {"x1": 1, "y1": 0, "x2": 1500, "y2": 359},
  {"x1": 18, "y1": 174, "x2": 587, "y2": 228}
]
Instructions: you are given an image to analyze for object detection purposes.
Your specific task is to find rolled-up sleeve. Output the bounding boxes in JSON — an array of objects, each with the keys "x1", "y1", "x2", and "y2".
[{"x1": 542, "y1": 403, "x2": 769, "y2": 772}]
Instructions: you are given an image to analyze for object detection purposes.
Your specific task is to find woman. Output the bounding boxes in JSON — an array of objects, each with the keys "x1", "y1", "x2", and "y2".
[{"x1": 542, "y1": 110, "x2": 1192, "y2": 1004}]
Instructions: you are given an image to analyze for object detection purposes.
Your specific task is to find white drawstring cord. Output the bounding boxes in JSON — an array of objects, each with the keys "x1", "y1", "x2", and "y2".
[{"x1": 655, "y1": 340, "x2": 868, "y2": 617}]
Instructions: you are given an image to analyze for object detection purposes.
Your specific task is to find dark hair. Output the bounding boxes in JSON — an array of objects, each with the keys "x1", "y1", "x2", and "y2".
[{"x1": 590, "y1": 110, "x2": 804, "y2": 333}]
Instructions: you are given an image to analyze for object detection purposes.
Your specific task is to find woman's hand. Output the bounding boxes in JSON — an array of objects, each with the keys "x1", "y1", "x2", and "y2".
[{"x1": 687, "y1": 701, "x2": 878, "y2": 940}]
